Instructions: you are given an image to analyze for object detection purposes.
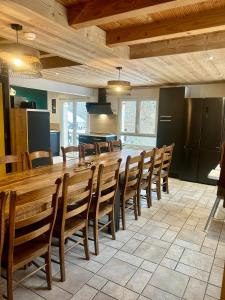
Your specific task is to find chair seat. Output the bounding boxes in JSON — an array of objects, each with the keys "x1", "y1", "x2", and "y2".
[
  {"x1": 161, "y1": 170, "x2": 168, "y2": 178},
  {"x1": 3, "y1": 236, "x2": 48, "y2": 271},
  {"x1": 89, "y1": 202, "x2": 113, "y2": 219}
]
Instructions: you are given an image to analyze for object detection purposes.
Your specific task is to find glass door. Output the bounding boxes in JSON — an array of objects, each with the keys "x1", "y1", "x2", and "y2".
[{"x1": 62, "y1": 101, "x2": 88, "y2": 146}]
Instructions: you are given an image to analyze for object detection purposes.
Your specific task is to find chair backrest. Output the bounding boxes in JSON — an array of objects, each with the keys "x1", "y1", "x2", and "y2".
[
  {"x1": 220, "y1": 142, "x2": 225, "y2": 168},
  {"x1": 61, "y1": 145, "x2": 83, "y2": 162},
  {"x1": 94, "y1": 159, "x2": 122, "y2": 212},
  {"x1": 26, "y1": 150, "x2": 53, "y2": 169},
  {"x1": 141, "y1": 149, "x2": 155, "y2": 182},
  {"x1": 8, "y1": 178, "x2": 61, "y2": 261},
  {"x1": 81, "y1": 143, "x2": 98, "y2": 157},
  {"x1": 60, "y1": 166, "x2": 96, "y2": 232},
  {"x1": 122, "y1": 154, "x2": 143, "y2": 197},
  {"x1": 0, "y1": 154, "x2": 24, "y2": 171},
  {"x1": 96, "y1": 142, "x2": 111, "y2": 154},
  {"x1": 162, "y1": 143, "x2": 175, "y2": 172},
  {"x1": 153, "y1": 147, "x2": 165, "y2": 176},
  {"x1": 110, "y1": 140, "x2": 122, "y2": 152}
]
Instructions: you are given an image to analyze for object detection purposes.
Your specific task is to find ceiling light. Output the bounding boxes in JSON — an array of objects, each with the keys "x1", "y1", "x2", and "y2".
[
  {"x1": 107, "y1": 67, "x2": 131, "y2": 95},
  {"x1": 24, "y1": 32, "x2": 37, "y2": 41},
  {"x1": 208, "y1": 56, "x2": 214, "y2": 60},
  {"x1": 0, "y1": 24, "x2": 42, "y2": 78}
]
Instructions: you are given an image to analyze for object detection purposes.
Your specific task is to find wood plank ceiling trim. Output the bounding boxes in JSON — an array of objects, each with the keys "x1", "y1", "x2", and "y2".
[
  {"x1": 130, "y1": 31, "x2": 225, "y2": 59},
  {"x1": 67, "y1": 0, "x2": 208, "y2": 28},
  {"x1": 106, "y1": 7, "x2": 225, "y2": 46}
]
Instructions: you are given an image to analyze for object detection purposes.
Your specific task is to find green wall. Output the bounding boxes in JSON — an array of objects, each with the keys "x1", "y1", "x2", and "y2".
[{"x1": 11, "y1": 85, "x2": 48, "y2": 109}]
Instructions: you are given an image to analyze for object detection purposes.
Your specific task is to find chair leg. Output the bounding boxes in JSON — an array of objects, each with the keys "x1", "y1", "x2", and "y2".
[
  {"x1": 156, "y1": 181, "x2": 161, "y2": 200},
  {"x1": 110, "y1": 210, "x2": 116, "y2": 240},
  {"x1": 166, "y1": 177, "x2": 169, "y2": 194},
  {"x1": 59, "y1": 237, "x2": 65, "y2": 282},
  {"x1": 146, "y1": 186, "x2": 152, "y2": 208},
  {"x1": 45, "y1": 249, "x2": 52, "y2": 290},
  {"x1": 137, "y1": 189, "x2": 141, "y2": 216},
  {"x1": 83, "y1": 225, "x2": 90, "y2": 260},
  {"x1": 7, "y1": 267, "x2": 13, "y2": 300},
  {"x1": 133, "y1": 195, "x2": 138, "y2": 220},
  {"x1": 93, "y1": 219, "x2": 99, "y2": 256},
  {"x1": 121, "y1": 201, "x2": 126, "y2": 230}
]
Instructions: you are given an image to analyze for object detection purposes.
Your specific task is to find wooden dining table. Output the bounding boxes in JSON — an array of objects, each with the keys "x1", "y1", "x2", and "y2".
[{"x1": 0, "y1": 148, "x2": 142, "y2": 231}]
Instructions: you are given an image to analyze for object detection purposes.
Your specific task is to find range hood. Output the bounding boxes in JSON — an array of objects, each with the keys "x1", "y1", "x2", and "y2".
[{"x1": 86, "y1": 88, "x2": 113, "y2": 114}]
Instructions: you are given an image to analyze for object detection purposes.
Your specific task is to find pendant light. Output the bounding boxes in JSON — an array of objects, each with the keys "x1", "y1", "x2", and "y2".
[
  {"x1": 107, "y1": 67, "x2": 131, "y2": 94},
  {"x1": 0, "y1": 24, "x2": 42, "y2": 78}
]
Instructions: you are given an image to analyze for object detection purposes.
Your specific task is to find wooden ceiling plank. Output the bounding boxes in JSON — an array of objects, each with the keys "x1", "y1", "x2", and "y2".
[
  {"x1": 130, "y1": 31, "x2": 225, "y2": 59},
  {"x1": 41, "y1": 56, "x2": 82, "y2": 69},
  {"x1": 68, "y1": 0, "x2": 207, "y2": 28},
  {"x1": 107, "y1": 7, "x2": 225, "y2": 46}
]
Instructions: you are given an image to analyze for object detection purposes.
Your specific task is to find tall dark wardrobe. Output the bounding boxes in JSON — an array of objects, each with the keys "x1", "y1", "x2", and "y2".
[{"x1": 157, "y1": 87, "x2": 225, "y2": 185}]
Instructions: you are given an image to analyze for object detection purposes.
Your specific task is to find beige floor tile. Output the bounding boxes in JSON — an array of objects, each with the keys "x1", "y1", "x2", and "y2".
[
  {"x1": 140, "y1": 260, "x2": 158, "y2": 273},
  {"x1": 215, "y1": 243, "x2": 225, "y2": 260},
  {"x1": 55, "y1": 264, "x2": 93, "y2": 293},
  {"x1": 180, "y1": 249, "x2": 213, "y2": 272},
  {"x1": 36, "y1": 284, "x2": 72, "y2": 300},
  {"x1": 149, "y1": 266, "x2": 189, "y2": 297},
  {"x1": 144, "y1": 236, "x2": 171, "y2": 249},
  {"x1": 163, "y1": 214, "x2": 186, "y2": 227},
  {"x1": 177, "y1": 229, "x2": 205, "y2": 246},
  {"x1": 92, "y1": 246, "x2": 118, "y2": 264},
  {"x1": 209, "y1": 265, "x2": 224, "y2": 287},
  {"x1": 97, "y1": 258, "x2": 137, "y2": 286},
  {"x1": 175, "y1": 263, "x2": 209, "y2": 282},
  {"x1": 115, "y1": 230, "x2": 135, "y2": 243},
  {"x1": 84, "y1": 260, "x2": 103, "y2": 273},
  {"x1": 160, "y1": 257, "x2": 177, "y2": 270},
  {"x1": 174, "y1": 239, "x2": 201, "y2": 251},
  {"x1": 166, "y1": 244, "x2": 184, "y2": 261},
  {"x1": 139, "y1": 223, "x2": 167, "y2": 239},
  {"x1": 87, "y1": 275, "x2": 108, "y2": 290},
  {"x1": 121, "y1": 238, "x2": 142, "y2": 254},
  {"x1": 13, "y1": 286, "x2": 43, "y2": 300},
  {"x1": 114, "y1": 250, "x2": 143, "y2": 267},
  {"x1": 103, "y1": 240, "x2": 124, "y2": 249},
  {"x1": 206, "y1": 284, "x2": 221, "y2": 299},
  {"x1": 71, "y1": 285, "x2": 98, "y2": 300},
  {"x1": 147, "y1": 219, "x2": 170, "y2": 229},
  {"x1": 134, "y1": 242, "x2": 167, "y2": 264},
  {"x1": 161, "y1": 230, "x2": 178, "y2": 243},
  {"x1": 142, "y1": 285, "x2": 180, "y2": 300},
  {"x1": 132, "y1": 232, "x2": 147, "y2": 241},
  {"x1": 93, "y1": 292, "x2": 114, "y2": 300},
  {"x1": 126, "y1": 269, "x2": 152, "y2": 293},
  {"x1": 101, "y1": 281, "x2": 139, "y2": 300},
  {"x1": 183, "y1": 278, "x2": 207, "y2": 300}
]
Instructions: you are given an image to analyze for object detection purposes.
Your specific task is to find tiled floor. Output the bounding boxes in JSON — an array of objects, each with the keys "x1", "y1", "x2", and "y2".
[{"x1": 3, "y1": 178, "x2": 225, "y2": 299}]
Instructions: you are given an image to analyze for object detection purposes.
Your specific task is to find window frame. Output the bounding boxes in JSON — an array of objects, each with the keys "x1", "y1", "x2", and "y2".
[{"x1": 119, "y1": 98, "x2": 158, "y2": 138}]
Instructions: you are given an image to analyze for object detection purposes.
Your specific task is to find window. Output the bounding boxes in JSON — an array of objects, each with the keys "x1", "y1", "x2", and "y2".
[
  {"x1": 120, "y1": 99, "x2": 157, "y2": 147},
  {"x1": 62, "y1": 101, "x2": 88, "y2": 146}
]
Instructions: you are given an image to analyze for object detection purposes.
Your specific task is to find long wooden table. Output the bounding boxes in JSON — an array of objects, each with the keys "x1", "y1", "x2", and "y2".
[{"x1": 0, "y1": 149, "x2": 142, "y2": 230}]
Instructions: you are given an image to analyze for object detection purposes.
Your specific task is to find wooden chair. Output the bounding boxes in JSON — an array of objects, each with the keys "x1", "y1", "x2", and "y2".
[
  {"x1": 0, "y1": 154, "x2": 24, "y2": 172},
  {"x1": 26, "y1": 150, "x2": 53, "y2": 169},
  {"x1": 96, "y1": 142, "x2": 111, "y2": 154},
  {"x1": 89, "y1": 159, "x2": 122, "y2": 255},
  {"x1": 120, "y1": 154, "x2": 143, "y2": 230},
  {"x1": 152, "y1": 147, "x2": 165, "y2": 200},
  {"x1": 161, "y1": 143, "x2": 175, "y2": 193},
  {"x1": 3, "y1": 179, "x2": 62, "y2": 300},
  {"x1": 61, "y1": 145, "x2": 83, "y2": 162},
  {"x1": 138, "y1": 149, "x2": 155, "y2": 215},
  {"x1": 53, "y1": 166, "x2": 95, "y2": 282},
  {"x1": 110, "y1": 140, "x2": 122, "y2": 152},
  {"x1": 80, "y1": 143, "x2": 98, "y2": 158},
  {"x1": 0, "y1": 192, "x2": 8, "y2": 298}
]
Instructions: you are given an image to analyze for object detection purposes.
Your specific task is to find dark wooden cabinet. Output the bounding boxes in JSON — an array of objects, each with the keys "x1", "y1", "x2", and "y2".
[{"x1": 50, "y1": 131, "x2": 60, "y2": 156}]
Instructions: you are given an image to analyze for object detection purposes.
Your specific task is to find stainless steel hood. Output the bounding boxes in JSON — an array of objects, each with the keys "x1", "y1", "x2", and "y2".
[{"x1": 86, "y1": 88, "x2": 113, "y2": 114}]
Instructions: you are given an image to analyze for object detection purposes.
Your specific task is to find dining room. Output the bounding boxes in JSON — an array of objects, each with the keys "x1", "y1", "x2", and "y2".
[{"x1": 1, "y1": 1, "x2": 225, "y2": 300}]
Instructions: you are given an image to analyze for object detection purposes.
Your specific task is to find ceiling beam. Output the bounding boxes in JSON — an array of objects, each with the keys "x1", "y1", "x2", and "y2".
[
  {"x1": 130, "y1": 31, "x2": 225, "y2": 59},
  {"x1": 40, "y1": 56, "x2": 82, "y2": 69},
  {"x1": 107, "y1": 7, "x2": 225, "y2": 46},
  {"x1": 68, "y1": 0, "x2": 207, "y2": 28}
]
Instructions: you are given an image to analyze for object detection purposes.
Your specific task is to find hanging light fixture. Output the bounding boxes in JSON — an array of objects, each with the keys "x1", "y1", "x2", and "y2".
[
  {"x1": 107, "y1": 67, "x2": 131, "y2": 94},
  {"x1": 0, "y1": 24, "x2": 42, "y2": 78}
]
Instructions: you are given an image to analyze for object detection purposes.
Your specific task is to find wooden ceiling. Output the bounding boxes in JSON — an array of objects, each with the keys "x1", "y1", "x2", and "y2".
[{"x1": 0, "y1": 0, "x2": 225, "y2": 88}]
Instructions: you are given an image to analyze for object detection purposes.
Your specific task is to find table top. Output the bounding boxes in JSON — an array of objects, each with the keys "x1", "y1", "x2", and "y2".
[{"x1": 0, "y1": 149, "x2": 142, "y2": 195}]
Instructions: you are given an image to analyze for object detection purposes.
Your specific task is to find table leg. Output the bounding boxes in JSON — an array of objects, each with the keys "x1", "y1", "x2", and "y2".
[{"x1": 204, "y1": 197, "x2": 221, "y2": 231}]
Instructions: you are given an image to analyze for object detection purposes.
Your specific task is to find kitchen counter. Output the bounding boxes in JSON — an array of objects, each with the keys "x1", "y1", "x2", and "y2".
[{"x1": 80, "y1": 133, "x2": 117, "y2": 138}]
